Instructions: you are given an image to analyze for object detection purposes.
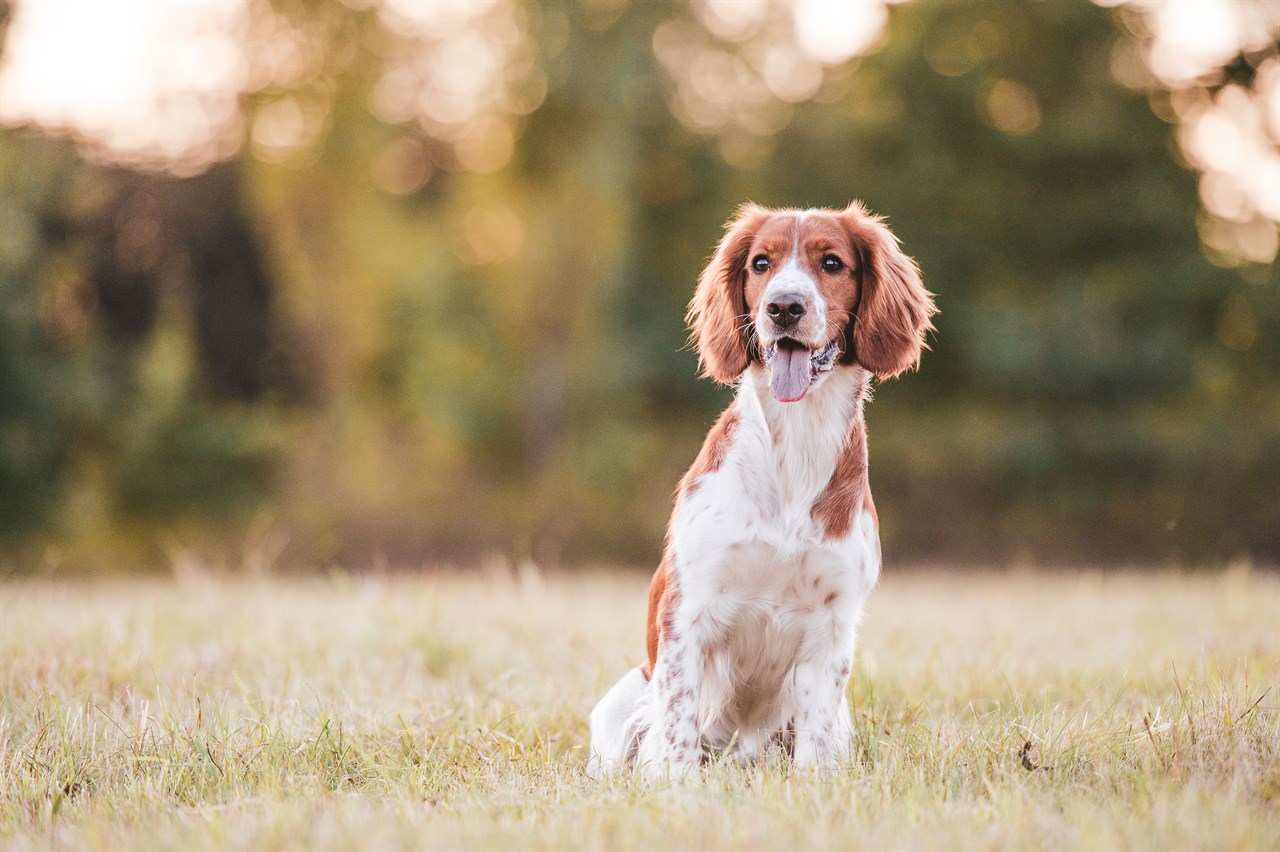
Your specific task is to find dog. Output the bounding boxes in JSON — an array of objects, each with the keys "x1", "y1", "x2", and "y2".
[{"x1": 588, "y1": 202, "x2": 936, "y2": 779}]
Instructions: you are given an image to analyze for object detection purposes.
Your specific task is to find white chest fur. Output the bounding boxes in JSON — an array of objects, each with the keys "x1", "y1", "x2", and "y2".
[
  {"x1": 661, "y1": 365, "x2": 880, "y2": 759},
  {"x1": 588, "y1": 366, "x2": 883, "y2": 777},
  {"x1": 673, "y1": 366, "x2": 870, "y2": 556}
]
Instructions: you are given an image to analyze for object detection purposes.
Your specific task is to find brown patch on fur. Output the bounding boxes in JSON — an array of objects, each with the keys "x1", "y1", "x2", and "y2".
[
  {"x1": 789, "y1": 215, "x2": 862, "y2": 346},
  {"x1": 688, "y1": 204, "x2": 773, "y2": 384},
  {"x1": 642, "y1": 551, "x2": 677, "y2": 679},
  {"x1": 690, "y1": 202, "x2": 935, "y2": 384},
  {"x1": 811, "y1": 416, "x2": 869, "y2": 541},
  {"x1": 678, "y1": 404, "x2": 739, "y2": 496},
  {"x1": 642, "y1": 405, "x2": 742, "y2": 677},
  {"x1": 736, "y1": 211, "x2": 863, "y2": 362},
  {"x1": 838, "y1": 202, "x2": 937, "y2": 379},
  {"x1": 642, "y1": 404, "x2": 742, "y2": 676}
]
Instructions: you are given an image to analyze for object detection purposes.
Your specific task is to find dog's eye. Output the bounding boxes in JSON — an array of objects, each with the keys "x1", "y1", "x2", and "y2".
[
  {"x1": 821, "y1": 255, "x2": 844, "y2": 273},
  {"x1": 752, "y1": 255, "x2": 770, "y2": 273}
]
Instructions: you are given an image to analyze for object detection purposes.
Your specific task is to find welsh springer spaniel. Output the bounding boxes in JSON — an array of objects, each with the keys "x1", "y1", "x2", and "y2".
[{"x1": 588, "y1": 202, "x2": 936, "y2": 778}]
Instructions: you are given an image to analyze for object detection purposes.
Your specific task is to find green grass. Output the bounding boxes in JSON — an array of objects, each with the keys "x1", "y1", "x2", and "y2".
[{"x1": 2, "y1": 566, "x2": 1277, "y2": 850}]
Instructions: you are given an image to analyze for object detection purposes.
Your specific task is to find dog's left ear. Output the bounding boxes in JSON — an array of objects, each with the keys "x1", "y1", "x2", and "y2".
[
  {"x1": 841, "y1": 202, "x2": 937, "y2": 379},
  {"x1": 687, "y1": 204, "x2": 772, "y2": 384}
]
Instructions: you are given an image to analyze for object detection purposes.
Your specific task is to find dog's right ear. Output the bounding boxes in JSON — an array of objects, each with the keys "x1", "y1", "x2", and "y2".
[{"x1": 687, "y1": 204, "x2": 771, "y2": 384}]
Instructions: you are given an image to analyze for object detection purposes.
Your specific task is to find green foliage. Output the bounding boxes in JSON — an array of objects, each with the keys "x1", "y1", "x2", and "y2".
[
  {"x1": 0, "y1": 135, "x2": 284, "y2": 568},
  {"x1": 756, "y1": 0, "x2": 1280, "y2": 561},
  {"x1": 0, "y1": 0, "x2": 1275, "y2": 569}
]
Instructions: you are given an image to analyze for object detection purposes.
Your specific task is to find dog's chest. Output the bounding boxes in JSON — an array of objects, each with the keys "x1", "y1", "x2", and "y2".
[
  {"x1": 678, "y1": 535, "x2": 857, "y2": 712},
  {"x1": 712, "y1": 538, "x2": 848, "y2": 609},
  {"x1": 675, "y1": 374, "x2": 861, "y2": 555},
  {"x1": 694, "y1": 529, "x2": 876, "y2": 734},
  {"x1": 677, "y1": 374, "x2": 880, "y2": 713}
]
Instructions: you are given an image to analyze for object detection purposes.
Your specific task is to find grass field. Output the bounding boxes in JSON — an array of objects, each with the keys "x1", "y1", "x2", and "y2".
[{"x1": 1, "y1": 565, "x2": 1277, "y2": 850}]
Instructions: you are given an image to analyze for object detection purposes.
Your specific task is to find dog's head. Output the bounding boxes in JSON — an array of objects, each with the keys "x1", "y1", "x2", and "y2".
[{"x1": 688, "y1": 202, "x2": 936, "y2": 402}]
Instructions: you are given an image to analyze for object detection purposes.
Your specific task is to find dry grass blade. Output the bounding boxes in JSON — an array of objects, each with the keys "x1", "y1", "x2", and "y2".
[
  {"x1": 0, "y1": 568, "x2": 1276, "y2": 851},
  {"x1": 1235, "y1": 687, "x2": 1272, "y2": 725}
]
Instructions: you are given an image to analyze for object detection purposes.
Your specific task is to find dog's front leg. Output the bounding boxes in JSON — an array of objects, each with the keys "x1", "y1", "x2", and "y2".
[
  {"x1": 789, "y1": 629, "x2": 856, "y2": 771},
  {"x1": 635, "y1": 630, "x2": 703, "y2": 781}
]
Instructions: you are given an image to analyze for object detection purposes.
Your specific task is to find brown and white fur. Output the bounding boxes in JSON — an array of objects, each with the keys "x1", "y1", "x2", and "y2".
[{"x1": 588, "y1": 202, "x2": 936, "y2": 779}]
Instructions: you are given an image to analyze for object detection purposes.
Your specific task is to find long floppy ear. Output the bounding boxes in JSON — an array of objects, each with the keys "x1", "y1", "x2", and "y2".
[
  {"x1": 842, "y1": 202, "x2": 937, "y2": 379},
  {"x1": 687, "y1": 204, "x2": 771, "y2": 384}
]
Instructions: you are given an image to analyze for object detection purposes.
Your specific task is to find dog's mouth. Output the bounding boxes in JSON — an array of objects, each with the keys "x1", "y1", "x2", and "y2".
[{"x1": 763, "y1": 337, "x2": 841, "y2": 403}]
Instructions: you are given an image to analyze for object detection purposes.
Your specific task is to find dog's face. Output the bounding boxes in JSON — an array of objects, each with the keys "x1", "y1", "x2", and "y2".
[
  {"x1": 741, "y1": 213, "x2": 862, "y2": 401},
  {"x1": 688, "y1": 203, "x2": 936, "y2": 402}
]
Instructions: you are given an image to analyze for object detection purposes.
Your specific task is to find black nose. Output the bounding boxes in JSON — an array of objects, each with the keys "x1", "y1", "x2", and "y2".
[{"x1": 765, "y1": 292, "x2": 807, "y2": 327}]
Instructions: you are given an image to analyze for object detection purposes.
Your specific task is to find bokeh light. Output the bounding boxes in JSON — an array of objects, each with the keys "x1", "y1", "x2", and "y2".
[
  {"x1": 0, "y1": 0, "x2": 1275, "y2": 569},
  {"x1": 2, "y1": 0, "x2": 1273, "y2": 264},
  {"x1": 1104, "y1": 0, "x2": 1280, "y2": 265},
  {"x1": 0, "y1": 0, "x2": 248, "y2": 174}
]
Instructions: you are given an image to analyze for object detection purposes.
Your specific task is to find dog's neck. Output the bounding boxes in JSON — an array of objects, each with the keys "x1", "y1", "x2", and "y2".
[{"x1": 738, "y1": 365, "x2": 869, "y2": 507}]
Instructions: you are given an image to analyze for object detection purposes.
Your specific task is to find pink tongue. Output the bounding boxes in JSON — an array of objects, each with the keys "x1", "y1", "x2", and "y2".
[{"x1": 770, "y1": 344, "x2": 812, "y2": 402}]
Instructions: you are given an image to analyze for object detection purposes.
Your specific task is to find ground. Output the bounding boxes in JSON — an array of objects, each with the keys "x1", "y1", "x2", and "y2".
[{"x1": 1, "y1": 566, "x2": 1277, "y2": 850}]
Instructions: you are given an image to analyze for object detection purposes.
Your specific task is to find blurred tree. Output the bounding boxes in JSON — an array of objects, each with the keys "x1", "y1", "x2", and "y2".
[
  {"x1": 0, "y1": 0, "x2": 1274, "y2": 570},
  {"x1": 0, "y1": 134, "x2": 287, "y2": 567},
  {"x1": 750, "y1": 0, "x2": 1279, "y2": 561}
]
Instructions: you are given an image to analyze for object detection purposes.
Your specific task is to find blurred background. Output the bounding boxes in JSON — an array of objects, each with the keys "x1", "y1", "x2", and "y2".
[{"x1": 0, "y1": 0, "x2": 1276, "y2": 574}]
